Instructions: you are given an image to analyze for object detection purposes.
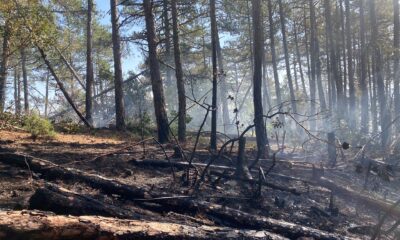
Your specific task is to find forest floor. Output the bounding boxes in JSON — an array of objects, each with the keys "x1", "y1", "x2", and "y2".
[{"x1": 0, "y1": 127, "x2": 399, "y2": 239}]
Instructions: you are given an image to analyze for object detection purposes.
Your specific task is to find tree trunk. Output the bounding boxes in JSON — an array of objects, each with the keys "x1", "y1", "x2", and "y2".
[
  {"x1": 163, "y1": 0, "x2": 173, "y2": 87},
  {"x1": 359, "y1": 0, "x2": 369, "y2": 133},
  {"x1": 44, "y1": 71, "x2": 49, "y2": 117},
  {"x1": 293, "y1": 20, "x2": 308, "y2": 98},
  {"x1": 13, "y1": 66, "x2": 21, "y2": 115},
  {"x1": 252, "y1": 0, "x2": 267, "y2": 158},
  {"x1": 267, "y1": 0, "x2": 282, "y2": 109},
  {"x1": 29, "y1": 183, "x2": 143, "y2": 219},
  {"x1": 235, "y1": 137, "x2": 253, "y2": 180},
  {"x1": 216, "y1": 19, "x2": 231, "y2": 133},
  {"x1": 110, "y1": 0, "x2": 126, "y2": 130},
  {"x1": 21, "y1": 49, "x2": 29, "y2": 115},
  {"x1": 37, "y1": 47, "x2": 92, "y2": 128},
  {"x1": 86, "y1": 0, "x2": 94, "y2": 125},
  {"x1": 0, "y1": 210, "x2": 287, "y2": 240},
  {"x1": 210, "y1": 0, "x2": 218, "y2": 150},
  {"x1": 324, "y1": 0, "x2": 342, "y2": 117},
  {"x1": 278, "y1": 0, "x2": 297, "y2": 113},
  {"x1": 171, "y1": 0, "x2": 186, "y2": 142},
  {"x1": 144, "y1": 0, "x2": 170, "y2": 143},
  {"x1": 309, "y1": 0, "x2": 319, "y2": 117},
  {"x1": 345, "y1": 0, "x2": 356, "y2": 129},
  {"x1": 0, "y1": 21, "x2": 10, "y2": 112},
  {"x1": 395, "y1": 0, "x2": 400, "y2": 132},
  {"x1": 369, "y1": 0, "x2": 390, "y2": 147}
]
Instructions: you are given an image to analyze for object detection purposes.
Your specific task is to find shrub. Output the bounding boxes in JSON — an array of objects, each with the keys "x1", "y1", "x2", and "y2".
[
  {"x1": 54, "y1": 119, "x2": 83, "y2": 134},
  {"x1": 126, "y1": 112, "x2": 154, "y2": 136},
  {"x1": 24, "y1": 114, "x2": 55, "y2": 139}
]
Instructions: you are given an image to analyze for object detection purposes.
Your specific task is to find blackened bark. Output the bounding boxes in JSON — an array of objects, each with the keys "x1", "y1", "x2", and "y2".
[
  {"x1": 252, "y1": 0, "x2": 267, "y2": 158},
  {"x1": 144, "y1": 0, "x2": 170, "y2": 143},
  {"x1": 171, "y1": 0, "x2": 186, "y2": 142},
  {"x1": 210, "y1": 0, "x2": 218, "y2": 150},
  {"x1": 110, "y1": 0, "x2": 126, "y2": 130}
]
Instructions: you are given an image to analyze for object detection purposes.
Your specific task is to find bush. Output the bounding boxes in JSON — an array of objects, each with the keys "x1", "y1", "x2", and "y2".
[
  {"x1": 24, "y1": 114, "x2": 55, "y2": 139},
  {"x1": 54, "y1": 119, "x2": 83, "y2": 134},
  {"x1": 126, "y1": 112, "x2": 154, "y2": 136}
]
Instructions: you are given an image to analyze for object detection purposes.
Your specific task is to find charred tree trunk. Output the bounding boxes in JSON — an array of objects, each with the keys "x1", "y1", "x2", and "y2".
[
  {"x1": 171, "y1": 0, "x2": 186, "y2": 142},
  {"x1": 235, "y1": 137, "x2": 253, "y2": 180},
  {"x1": 144, "y1": 0, "x2": 170, "y2": 143},
  {"x1": 210, "y1": 0, "x2": 218, "y2": 150},
  {"x1": 252, "y1": 0, "x2": 268, "y2": 158},
  {"x1": 110, "y1": 0, "x2": 126, "y2": 130},
  {"x1": 86, "y1": 0, "x2": 94, "y2": 125}
]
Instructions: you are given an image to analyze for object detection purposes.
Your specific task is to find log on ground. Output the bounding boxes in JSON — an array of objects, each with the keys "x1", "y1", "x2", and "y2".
[
  {"x1": 0, "y1": 152, "x2": 357, "y2": 239},
  {"x1": 0, "y1": 210, "x2": 288, "y2": 240}
]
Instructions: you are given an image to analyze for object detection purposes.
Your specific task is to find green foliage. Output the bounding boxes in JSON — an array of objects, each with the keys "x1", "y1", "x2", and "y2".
[
  {"x1": 54, "y1": 119, "x2": 83, "y2": 134},
  {"x1": 0, "y1": 112, "x2": 24, "y2": 129},
  {"x1": 23, "y1": 114, "x2": 55, "y2": 139},
  {"x1": 126, "y1": 112, "x2": 154, "y2": 136}
]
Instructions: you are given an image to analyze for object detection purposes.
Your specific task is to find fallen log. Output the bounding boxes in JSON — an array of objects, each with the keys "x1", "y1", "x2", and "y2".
[
  {"x1": 209, "y1": 170, "x2": 301, "y2": 195},
  {"x1": 0, "y1": 152, "x2": 150, "y2": 199},
  {"x1": 29, "y1": 183, "x2": 145, "y2": 219},
  {"x1": 0, "y1": 152, "x2": 348, "y2": 239},
  {"x1": 0, "y1": 210, "x2": 288, "y2": 240},
  {"x1": 317, "y1": 177, "x2": 400, "y2": 217}
]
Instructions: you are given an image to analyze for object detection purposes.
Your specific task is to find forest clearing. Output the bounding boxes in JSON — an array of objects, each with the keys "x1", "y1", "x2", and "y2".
[{"x1": 1, "y1": 0, "x2": 400, "y2": 239}]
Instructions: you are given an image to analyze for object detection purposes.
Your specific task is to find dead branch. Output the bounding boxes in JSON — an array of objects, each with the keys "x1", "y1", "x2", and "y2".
[{"x1": 0, "y1": 210, "x2": 288, "y2": 240}]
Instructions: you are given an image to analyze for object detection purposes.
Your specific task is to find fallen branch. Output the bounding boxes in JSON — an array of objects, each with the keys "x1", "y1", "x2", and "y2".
[
  {"x1": 0, "y1": 210, "x2": 288, "y2": 240},
  {"x1": 0, "y1": 152, "x2": 346, "y2": 239},
  {"x1": 29, "y1": 183, "x2": 146, "y2": 219}
]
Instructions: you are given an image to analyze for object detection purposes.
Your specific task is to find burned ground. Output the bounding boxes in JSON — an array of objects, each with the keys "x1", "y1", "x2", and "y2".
[{"x1": 0, "y1": 129, "x2": 399, "y2": 239}]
